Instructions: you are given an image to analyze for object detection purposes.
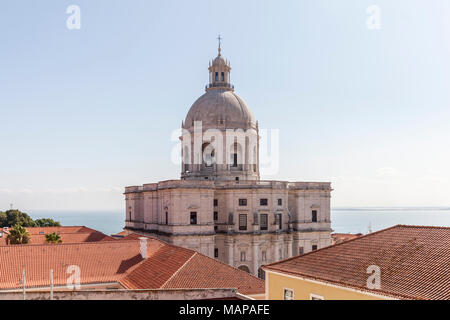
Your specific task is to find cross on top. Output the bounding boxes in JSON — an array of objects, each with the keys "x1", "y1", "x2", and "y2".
[{"x1": 217, "y1": 35, "x2": 222, "y2": 49}]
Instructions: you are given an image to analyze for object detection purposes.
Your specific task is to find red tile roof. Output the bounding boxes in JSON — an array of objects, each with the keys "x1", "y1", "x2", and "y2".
[
  {"x1": 120, "y1": 243, "x2": 264, "y2": 295},
  {"x1": 162, "y1": 252, "x2": 265, "y2": 295},
  {"x1": 0, "y1": 226, "x2": 114, "y2": 246},
  {"x1": 0, "y1": 241, "x2": 147, "y2": 290},
  {"x1": 0, "y1": 234, "x2": 264, "y2": 295},
  {"x1": 264, "y1": 225, "x2": 450, "y2": 300}
]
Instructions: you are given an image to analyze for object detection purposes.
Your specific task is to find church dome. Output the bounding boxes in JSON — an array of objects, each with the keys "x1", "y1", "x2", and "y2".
[{"x1": 184, "y1": 89, "x2": 256, "y2": 130}]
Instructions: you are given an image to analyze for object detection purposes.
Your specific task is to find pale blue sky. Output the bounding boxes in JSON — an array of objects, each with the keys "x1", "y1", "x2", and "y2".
[{"x1": 1, "y1": 0, "x2": 450, "y2": 210}]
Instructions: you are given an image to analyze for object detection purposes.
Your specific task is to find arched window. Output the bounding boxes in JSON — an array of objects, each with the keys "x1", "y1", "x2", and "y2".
[
  {"x1": 202, "y1": 143, "x2": 215, "y2": 167},
  {"x1": 238, "y1": 265, "x2": 250, "y2": 273}
]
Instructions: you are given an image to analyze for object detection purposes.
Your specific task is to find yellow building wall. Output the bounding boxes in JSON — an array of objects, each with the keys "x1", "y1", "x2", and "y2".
[{"x1": 267, "y1": 271, "x2": 387, "y2": 300}]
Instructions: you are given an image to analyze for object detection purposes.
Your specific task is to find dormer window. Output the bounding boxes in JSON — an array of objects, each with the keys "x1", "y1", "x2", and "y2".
[
  {"x1": 221, "y1": 72, "x2": 225, "y2": 81},
  {"x1": 215, "y1": 72, "x2": 218, "y2": 81}
]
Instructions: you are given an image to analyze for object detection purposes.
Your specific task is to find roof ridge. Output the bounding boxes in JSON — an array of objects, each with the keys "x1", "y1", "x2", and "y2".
[
  {"x1": 395, "y1": 224, "x2": 450, "y2": 230},
  {"x1": 0, "y1": 238, "x2": 139, "y2": 249},
  {"x1": 160, "y1": 251, "x2": 197, "y2": 289},
  {"x1": 264, "y1": 225, "x2": 402, "y2": 268}
]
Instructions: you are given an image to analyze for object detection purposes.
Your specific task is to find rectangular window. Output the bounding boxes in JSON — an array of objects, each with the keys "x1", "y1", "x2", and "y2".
[
  {"x1": 214, "y1": 248, "x2": 219, "y2": 258},
  {"x1": 312, "y1": 210, "x2": 318, "y2": 222},
  {"x1": 165, "y1": 212, "x2": 168, "y2": 225},
  {"x1": 238, "y1": 199, "x2": 247, "y2": 206},
  {"x1": 312, "y1": 245, "x2": 318, "y2": 251},
  {"x1": 214, "y1": 199, "x2": 218, "y2": 206},
  {"x1": 240, "y1": 251, "x2": 246, "y2": 262},
  {"x1": 232, "y1": 153, "x2": 238, "y2": 167},
  {"x1": 275, "y1": 214, "x2": 282, "y2": 230},
  {"x1": 215, "y1": 72, "x2": 218, "y2": 81},
  {"x1": 213, "y1": 211, "x2": 218, "y2": 221},
  {"x1": 190, "y1": 212, "x2": 197, "y2": 225},
  {"x1": 260, "y1": 214, "x2": 268, "y2": 231},
  {"x1": 221, "y1": 72, "x2": 225, "y2": 81},
  {"x1": 278, "y1": 198, "x2": 282, "y2": 206},
  {"x1": 239, "y1": 214, "x2": 247, "y2": 231},
  {"x1": 260, "y1": 198, "x2": 268, "y2": 206},
  {"x1": 299, "y1": 247, "x2": 304, "y2": 255},
  {"x1": 284, "y1": 289, "x2": 294, "y2": 300}
]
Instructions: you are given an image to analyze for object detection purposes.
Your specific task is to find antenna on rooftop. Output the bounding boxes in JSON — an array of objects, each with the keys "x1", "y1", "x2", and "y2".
[{"x1": 367, "y1": 221, "x2": 373, "y2": 234}]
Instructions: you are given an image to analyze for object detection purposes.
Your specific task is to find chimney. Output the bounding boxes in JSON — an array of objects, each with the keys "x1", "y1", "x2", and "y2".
[{"x1": 139, "y1": 237, "x2": 148, "y2": 259}]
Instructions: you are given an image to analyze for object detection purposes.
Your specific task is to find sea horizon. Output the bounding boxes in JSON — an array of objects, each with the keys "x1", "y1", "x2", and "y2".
[{"x1": 16, "y1": 206, "x2": 450, "y2": 237}]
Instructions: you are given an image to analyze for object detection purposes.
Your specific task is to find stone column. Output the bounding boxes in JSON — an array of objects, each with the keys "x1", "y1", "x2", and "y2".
[
  {"x1": 226, "y1": 240, "x2": 234, "y2": 266},
  {"x1": 274, "y1": 241, "x2": 280, "y2": 261},
  {"x1": 287, "y1": 238, "x2": 293, "y2": 258},
  {"x1": 252, "y1": 241, "x2": 259, "y2": 276}
]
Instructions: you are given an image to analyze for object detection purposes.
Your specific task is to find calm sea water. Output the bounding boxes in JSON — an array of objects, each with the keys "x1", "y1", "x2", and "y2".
[{"x1": 28, "y1": 208, "x2": 450, "y2": 236}]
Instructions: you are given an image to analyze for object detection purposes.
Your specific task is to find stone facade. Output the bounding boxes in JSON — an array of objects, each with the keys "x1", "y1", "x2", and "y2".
[{"x1": 124, "y1": 43, "x2": 332, "y2": 277}]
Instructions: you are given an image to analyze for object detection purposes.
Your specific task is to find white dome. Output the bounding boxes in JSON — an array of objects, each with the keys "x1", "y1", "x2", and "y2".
[{"x1": 184, "y1": 89, "x2": 256, "y2": 130}]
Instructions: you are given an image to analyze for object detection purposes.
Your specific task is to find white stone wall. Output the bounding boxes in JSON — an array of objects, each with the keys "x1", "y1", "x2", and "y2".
[{"x1": 125, "y1": 180, "x2": 332, "y2": 276}]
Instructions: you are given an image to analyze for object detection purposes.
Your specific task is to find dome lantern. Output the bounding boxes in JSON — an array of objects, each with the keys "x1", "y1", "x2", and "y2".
[{"x1": 206, "y1": 35, "x2": 234, "y2": 92}]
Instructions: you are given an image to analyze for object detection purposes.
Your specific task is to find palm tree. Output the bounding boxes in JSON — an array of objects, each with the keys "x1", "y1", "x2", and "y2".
[
  {"x1": 45, "y1": 232, "x2": 62, "y2": 244},
  {"x1": 7, "y1": 224, "x2": 31, "y2": 245}
]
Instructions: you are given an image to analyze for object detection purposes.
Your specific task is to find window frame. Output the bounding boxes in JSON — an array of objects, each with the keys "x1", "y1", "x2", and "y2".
[
  {"x1": 239, "y1": 214, "x2": 247, "y2": 231},
  {"x1": 238, "y1": 198, "x2": 247, "y2": 206},
  {"x1": 275, "y1": 213, "x2": 282, "y2": 230},
  {"x1": 260, "y1": 198, "x2": 268, "y2": 206},
  {"x1": 312, "y1": 210, "x2": 318, "y2": 222},
  {"x1": 190, "y1": 212, "x2": 197, "y2": 225},
  {"x1": 283, "y1": 288, "x2": 294, "y2": 300},
  {"x1": 260, "y1": 214, "x2": 268, "y2": 231}
]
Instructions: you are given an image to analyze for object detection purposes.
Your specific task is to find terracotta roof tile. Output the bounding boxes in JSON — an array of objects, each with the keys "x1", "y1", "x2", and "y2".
[
  {"x1": 264, "y1": 225, "x2": 450, "y2": 300},
  {"x1": 162, "y1": 252, "x2": 265, "y2": 295},
  {"x1": 0, "y1": 226, "x2": 114, "y2": 246},
  {"x1": 0, "y1": 233, "x2": 264, "y2": 295},
  {"x1": 0, "y1": 240, "x2": 146, "y2": 290}
]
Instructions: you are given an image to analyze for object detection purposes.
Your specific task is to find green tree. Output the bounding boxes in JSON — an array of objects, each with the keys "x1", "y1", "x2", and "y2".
[
  {"x1": 0, "y1": 210, "x2": 36, "y2": 228},
  {"x1": 7, "y1": 224, "x2": 31, "y2": 245},
  {"x1": 45, "y1": 232, "x2": 62, "y2": 244},
  {"x1": 34, "y1": 218, "x2": 61, "y2": 227}
]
